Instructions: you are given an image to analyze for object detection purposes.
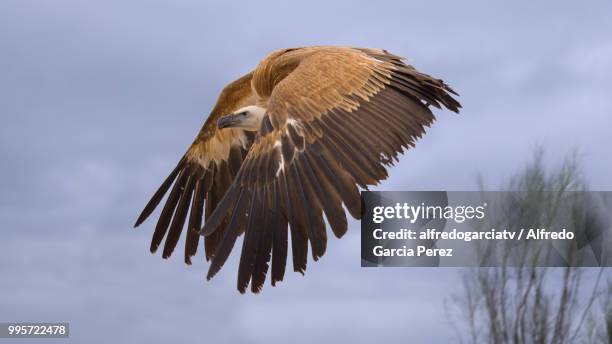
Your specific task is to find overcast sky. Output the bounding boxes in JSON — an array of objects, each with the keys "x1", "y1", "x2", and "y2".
[{"x1": 1, "y1": 1, "x2": 611, "y2": 343}]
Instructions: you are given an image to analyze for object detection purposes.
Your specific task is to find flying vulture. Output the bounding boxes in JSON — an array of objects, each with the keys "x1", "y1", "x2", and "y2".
[{"x1": 134, "y1": 46, "x2": 461, "y2": 293}]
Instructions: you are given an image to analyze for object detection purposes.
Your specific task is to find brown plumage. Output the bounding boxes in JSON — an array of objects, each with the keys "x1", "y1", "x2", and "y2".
[{"x1": 134, "y1": 46, "x2": 461, "y2": 293}]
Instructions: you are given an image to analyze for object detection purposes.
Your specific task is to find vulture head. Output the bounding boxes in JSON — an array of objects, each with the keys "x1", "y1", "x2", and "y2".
[{"x1": 217, "y1": 105, "x2": 266, "y2": 131}]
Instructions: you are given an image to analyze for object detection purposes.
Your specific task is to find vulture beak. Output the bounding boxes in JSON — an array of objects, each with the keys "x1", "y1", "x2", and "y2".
[{"x1": 217, "y1": 114, "x2": 241, "y2": 129}]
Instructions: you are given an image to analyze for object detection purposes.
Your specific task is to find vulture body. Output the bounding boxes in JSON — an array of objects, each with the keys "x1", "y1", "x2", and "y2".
[{"x1": 134, "y1": 46, "x2": 461, "y2": 293}]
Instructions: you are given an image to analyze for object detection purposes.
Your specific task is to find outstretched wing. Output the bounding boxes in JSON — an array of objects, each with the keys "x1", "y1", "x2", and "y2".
[
  {"x1": 134, "y1": 71, "x2": 257, "y2": 264},
  {"x1": 202, "y1": 47, "x2": 461, "y2": 293}
]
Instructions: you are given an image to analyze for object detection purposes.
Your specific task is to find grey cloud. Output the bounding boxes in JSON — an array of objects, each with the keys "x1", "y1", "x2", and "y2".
[{"x1": 1, "y1": 0, "x2": 611, "y2": 343}]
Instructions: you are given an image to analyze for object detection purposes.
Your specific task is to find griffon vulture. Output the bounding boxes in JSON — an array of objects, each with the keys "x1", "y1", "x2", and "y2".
[{"x1": 134, "y1": 46, "x2": 461, "y2": 293}]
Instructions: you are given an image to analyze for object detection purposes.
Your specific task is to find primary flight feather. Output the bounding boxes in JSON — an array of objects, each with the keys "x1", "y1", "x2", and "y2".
[{"x1": 134, "y1": 46, "x2": 461, "y2": 293}]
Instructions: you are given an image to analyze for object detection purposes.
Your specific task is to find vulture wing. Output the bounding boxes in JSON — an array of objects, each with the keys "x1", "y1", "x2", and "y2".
[
  {"x1": 202, "y1": 47, "x2": 461, "y2": 293},
  {"x1": 134, "y1": 71, "x2": 257, "y2": 264}
]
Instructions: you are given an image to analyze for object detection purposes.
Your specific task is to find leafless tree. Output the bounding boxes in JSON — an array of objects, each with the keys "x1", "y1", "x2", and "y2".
[{"x1": 445, "y1": 151, "x2": 611, "y2": 344}]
